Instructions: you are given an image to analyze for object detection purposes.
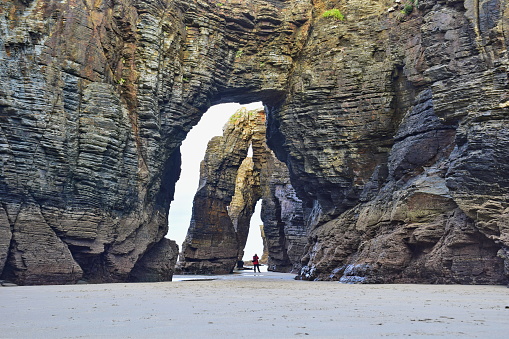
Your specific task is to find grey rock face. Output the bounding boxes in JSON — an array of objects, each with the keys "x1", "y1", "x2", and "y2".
[
  {"x1": 0, "y1": 0, "x2": 189, "y2": 284},
  {"x1": 0, "y1": 208, "x2": 11, "y2": 275},
  {"x1": 3, "y1": 202, "x2": 83, "y2": 285},
  {"x1": 0, "y1": 0, "x2": 508, "y2": 285},
  {"x1": 294, "y1": 0, "x2": 509, "y2": 283},
  {"x1": 261, "y1": 149, "x2": 306, "y2": 273},
  {"x1": 129, "y1": 238, "x2": 179, "y2": 282},
  {"x1": 180, "y1": 110, "x2": 256, "y2": 274}
]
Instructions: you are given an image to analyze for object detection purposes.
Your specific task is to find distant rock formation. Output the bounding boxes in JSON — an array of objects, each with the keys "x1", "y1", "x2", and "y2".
[
  {"x1": 180, "y1": 108, "x2": 306, "y2": 274},
  {"x1": 260, "y1": 143, "x2": 307, "y2": 273}
]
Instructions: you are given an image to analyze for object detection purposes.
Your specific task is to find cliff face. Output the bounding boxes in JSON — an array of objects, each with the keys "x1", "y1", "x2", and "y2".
[
  {"x1": 0, "y1": 0, "x2": 309, "y2": 284},
  {"x1": 0, "y1": 0, "x2": 186, "y2": 284},
  {"x1": 260, "y1": 143, "x2": 306, "y2": 272},
  {"x1": 285, "y1": 0, "x2": 509, "y2": 283},
  {"x1": 180, "y1": 109, "x2": 258, "y2": 274},
  {"x1": 0, "y1": 0, "x2": 508, "y2": 284}
]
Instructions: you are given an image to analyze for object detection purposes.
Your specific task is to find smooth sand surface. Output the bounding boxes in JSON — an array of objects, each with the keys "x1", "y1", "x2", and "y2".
[{"x1": 1, "y1": 270, "x2": 508, "y2": 338}]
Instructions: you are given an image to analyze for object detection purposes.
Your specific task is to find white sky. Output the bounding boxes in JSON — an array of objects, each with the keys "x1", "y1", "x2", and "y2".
[{"x1": 166, "y1": 102, "x2": 264, "y2": 261}]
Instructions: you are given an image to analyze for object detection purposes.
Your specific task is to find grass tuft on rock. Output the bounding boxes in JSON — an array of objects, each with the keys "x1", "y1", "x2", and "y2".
[{"x1": 322, "y1": 9, "x2": 344, "y2": 21}]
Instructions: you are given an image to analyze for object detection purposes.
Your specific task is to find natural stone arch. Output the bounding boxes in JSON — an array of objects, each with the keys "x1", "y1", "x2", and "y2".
[
  {"x1": 0, "y1": 0, "x2": 313, "y2": 284},
  {"x1": 1, "y1": 0, "x2": 508, "y2": 285}
]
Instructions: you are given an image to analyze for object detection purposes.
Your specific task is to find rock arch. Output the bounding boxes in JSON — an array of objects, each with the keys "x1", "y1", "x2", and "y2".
[
  {"x1": 0, "y1": 0, "x2": 312, "y2": 284},
  {"x1": 1, "y1": 0, "x2": 508, "y2": 285}
]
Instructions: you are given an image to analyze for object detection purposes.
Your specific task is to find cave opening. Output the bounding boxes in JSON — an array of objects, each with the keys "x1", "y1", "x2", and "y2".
[{"x1": 166, "y1": 102, "x2": 265, "y2": 265}]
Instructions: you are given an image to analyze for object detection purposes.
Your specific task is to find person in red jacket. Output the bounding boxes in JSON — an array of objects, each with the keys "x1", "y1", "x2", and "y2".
[{"x1": 253, "y1": 254, "x2": 261, "y2": 273}]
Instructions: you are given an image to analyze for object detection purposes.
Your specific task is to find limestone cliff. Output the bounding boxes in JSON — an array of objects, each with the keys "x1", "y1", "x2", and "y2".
[{"x1": 0, "y1": 0, "x2": 508, "y2": 284}]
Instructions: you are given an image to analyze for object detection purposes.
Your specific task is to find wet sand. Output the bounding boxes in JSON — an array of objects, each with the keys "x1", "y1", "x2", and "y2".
[{"x1": 1, "y1": 270, "x2": 508, "y2": 338}]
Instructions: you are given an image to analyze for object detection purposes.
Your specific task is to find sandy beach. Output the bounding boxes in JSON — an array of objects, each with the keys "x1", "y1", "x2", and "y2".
[{"x1": 1, "y1": 270, "x2": 508, "y2": 338}]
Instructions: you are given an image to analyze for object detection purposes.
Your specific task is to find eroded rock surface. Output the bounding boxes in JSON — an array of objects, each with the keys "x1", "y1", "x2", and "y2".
[
  {"x1": 260, "y1": 145, "x2": 306, "y2": 273},
  {"x1": 181, "y1": 108, "x2": 305, "y2": 274},
  {"x1": 290, "y1": 0, "x2": 509, "y2": 284},
  {"x1": 180, "y1": 109, "x2": 258, "y2": 274},
  {"x1": 0, "y1": 0, "x2": 508, "y2": 284},
  {"x1": 129, "y1": 238, "x2": 179, "y2": 282},
  {"x1": 0, "y1": 0, "x2": 310, "y2": 284}
]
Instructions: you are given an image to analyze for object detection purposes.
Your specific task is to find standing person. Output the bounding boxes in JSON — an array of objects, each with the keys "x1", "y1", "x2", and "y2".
[{"x1": 253, "y1": 254, "x2": 261, "y2": 273}]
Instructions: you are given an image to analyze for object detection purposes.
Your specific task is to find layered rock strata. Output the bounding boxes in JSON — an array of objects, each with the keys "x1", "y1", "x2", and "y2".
[
  {"x1": 0, "y1": 0, "x2": 507, "y2": 284},
  {"x1": 0, "y1": 0, "x2": 312, "y2": 284},
  {"x1": 129, "y1": 238, "x2": 178, "y2": 282},
  {"x1": 260, "y1": 146, "x2": 306, "y2": 272},
  {"x1": 181, "y1": 108, "x2": 306, "y2": 274},
  {"x1": 287, "y1": 0, "x2": 509, "y2": 284},
  {"x1": 180, "y1": 109, "x2": 259, "y2": 274}
]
